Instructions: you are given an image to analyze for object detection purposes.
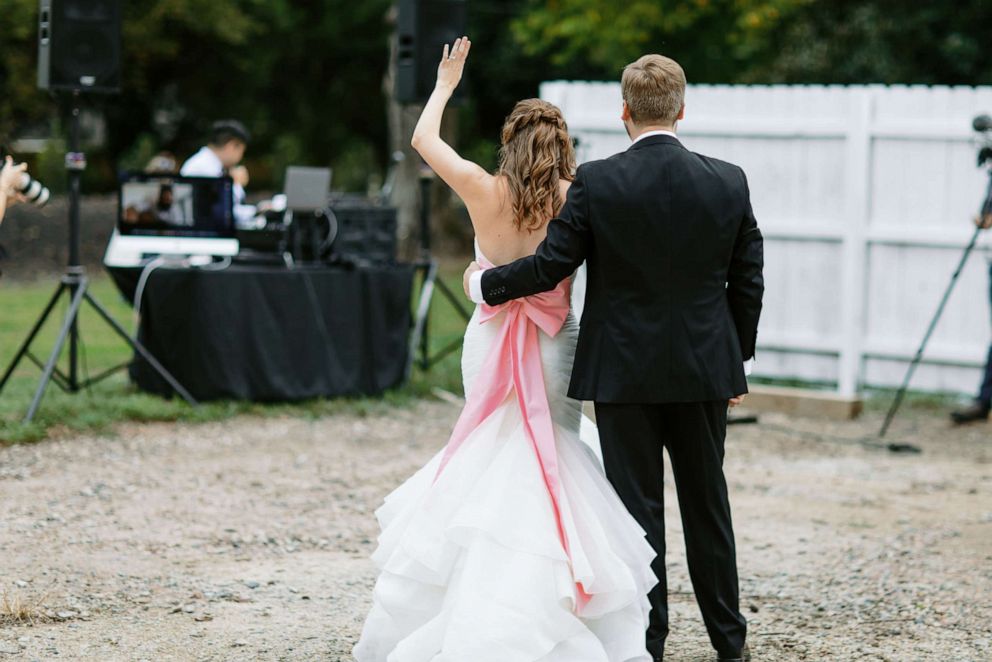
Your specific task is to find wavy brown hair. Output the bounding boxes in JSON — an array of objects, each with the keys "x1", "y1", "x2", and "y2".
[{"x1": 497, "y1": 99, "x2": 576, "y2": 232}]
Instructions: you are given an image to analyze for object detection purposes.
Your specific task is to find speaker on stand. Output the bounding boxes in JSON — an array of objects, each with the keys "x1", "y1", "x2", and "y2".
[
  {"x1": 0, "y1": 1, "x2": 197, "y2": 423},
  {"x1": 395, "y1": 0, "x2": 468, "y2": 105},
  {"x1": 396, "y1": 0, "x2": 473, "y2": 378},
  {"x1": 38, "y1": 0, "x2": 122, "y2": 94}
]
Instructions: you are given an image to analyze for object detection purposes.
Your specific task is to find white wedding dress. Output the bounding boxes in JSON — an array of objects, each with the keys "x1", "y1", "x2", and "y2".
[{"x1": 352, "y1": 243, "x2": 657, "y2": 662}]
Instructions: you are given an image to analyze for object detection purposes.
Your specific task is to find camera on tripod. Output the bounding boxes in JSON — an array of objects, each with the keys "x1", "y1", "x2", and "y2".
[
  {"x1": 881, "y1": 113, "x2": 992, "y2": 436},
  {"x1": 0, "y1": 144, "x2": 51, "y2": 207},
  {"x1": 973, "y1": 115, "x2": 992, "y2": 224},
  {"x1": 974, "y1": 114, "x2": 992, "y2": 168}
]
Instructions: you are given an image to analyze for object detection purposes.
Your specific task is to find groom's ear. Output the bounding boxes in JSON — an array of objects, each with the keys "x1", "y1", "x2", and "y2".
[
  {"x1": 677, "y1": 104, "x2": 685, "y2": 121},
  {"x1": 621, "y1": 101, "x2": 632, "y2": 123}
]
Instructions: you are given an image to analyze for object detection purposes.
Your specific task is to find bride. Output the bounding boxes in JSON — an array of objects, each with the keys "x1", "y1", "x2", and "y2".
[{"x1": 353, "y1": 37, "x2": 657, "y2": 662}]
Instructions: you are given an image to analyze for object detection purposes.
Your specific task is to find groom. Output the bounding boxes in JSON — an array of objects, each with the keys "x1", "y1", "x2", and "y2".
[{"x1": 463, "y1": 54, "x2": 763, "y2": 662}]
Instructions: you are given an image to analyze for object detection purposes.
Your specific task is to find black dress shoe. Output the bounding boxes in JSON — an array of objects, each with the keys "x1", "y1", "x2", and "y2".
[
  {"x1": 717, "y1": 643, "x2": 751, "y2": 661},
  {"x1": 951, "y1": 402, "x2": 990, "y2": 425}
]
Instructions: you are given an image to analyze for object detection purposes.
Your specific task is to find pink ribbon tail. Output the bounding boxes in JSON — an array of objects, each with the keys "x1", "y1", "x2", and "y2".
[{"x1": 432, "y1": 278, "x2": 591, "y2": 613}]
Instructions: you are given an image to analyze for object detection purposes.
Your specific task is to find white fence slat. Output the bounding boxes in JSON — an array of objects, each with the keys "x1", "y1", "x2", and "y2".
[{"x1": 542, "y1": 82, "x2": 992, "y2": 395}]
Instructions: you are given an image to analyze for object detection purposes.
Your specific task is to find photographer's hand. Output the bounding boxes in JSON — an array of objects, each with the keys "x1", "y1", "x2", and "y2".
[
  {"x1": 0, "y1": 155, "x2": 27, "y2": 196},
  {"x1": 975, "y1": 213, "x2": 992, "y2": 230}
]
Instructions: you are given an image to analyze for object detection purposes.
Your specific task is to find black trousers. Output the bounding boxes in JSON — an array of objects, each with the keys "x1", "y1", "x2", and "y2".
[{"x1": 595, "y1": 401, "x2": 746, "y2": 659}]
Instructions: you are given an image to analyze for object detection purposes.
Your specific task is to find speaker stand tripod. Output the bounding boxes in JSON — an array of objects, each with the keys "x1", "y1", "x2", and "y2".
[
  {"x1": 407, "y1": 170, "x2": 473, "y2": 378},
  {"x1": 0, "y1": 94, "x2": 197, "y2": 423}
]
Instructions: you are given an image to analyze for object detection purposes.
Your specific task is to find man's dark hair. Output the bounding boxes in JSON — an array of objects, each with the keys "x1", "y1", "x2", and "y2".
[{"x1": 209, "y1": 120, "x2": 250, "y2": 147}]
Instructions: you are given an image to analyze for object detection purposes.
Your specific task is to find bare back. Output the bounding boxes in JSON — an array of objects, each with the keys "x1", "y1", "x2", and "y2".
[{"x1": 464, "y1": 176, "x2": 573, "y2": 266}]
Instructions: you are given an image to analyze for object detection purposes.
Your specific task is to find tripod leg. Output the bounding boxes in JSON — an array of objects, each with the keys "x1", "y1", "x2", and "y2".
[
  {"x1": 68, "y1": 281, "x2": 80, "y2": 391},
  {"x1": 407, "y1": 262, "x2": 436, "y2": 379},
  {"x1": 0, "y1": 283, "x2": 66, "y2": 395},
  {"x1": 82, "y1": 291, "x2": 199, "y2": 407},
  {"x1": 879, "y1": 225, "x2": 982, "y2": 437},
  {"x1": 879, "y1": 350, "x2": 924, "y2": 438},
  {"x1": 420, "y1": 263, "x2": 438, "y2": 371},
  {"x1": 24, "y1": 282, "x2": 86, "y2": 423},
  {"x1": 435, "y1": 277, "x2": 473, "y2": 321},
  {"x1": 421, "y1": 300, "x2": 430, "y2": 371}
]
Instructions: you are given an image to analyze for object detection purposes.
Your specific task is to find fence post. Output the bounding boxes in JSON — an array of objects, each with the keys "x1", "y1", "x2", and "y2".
[{"x1": 837, "y1": 88, "x2": 874, "y2": 397}]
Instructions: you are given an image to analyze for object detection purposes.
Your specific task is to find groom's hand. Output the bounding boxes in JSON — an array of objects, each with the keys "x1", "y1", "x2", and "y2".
[
  {"x1": 463, "y1": 261, "x2": 482, "y2": 298},
  {"x1": 728, "y1": 394, "x2": 746, "y2": 408}
]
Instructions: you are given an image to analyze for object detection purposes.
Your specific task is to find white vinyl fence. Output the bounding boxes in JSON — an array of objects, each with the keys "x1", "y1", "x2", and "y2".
[{"x1": 541, "y1": 82, "x2": 992, "y2": 396}]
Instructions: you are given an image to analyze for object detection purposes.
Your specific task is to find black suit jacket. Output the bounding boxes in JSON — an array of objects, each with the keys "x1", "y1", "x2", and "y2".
[{"x1": 480, "y1": 134, "x2": 764, "y2": 403}]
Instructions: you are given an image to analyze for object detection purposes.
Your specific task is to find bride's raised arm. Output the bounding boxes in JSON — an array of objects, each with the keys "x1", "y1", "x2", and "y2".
[{"x1": 411, "y1": 37, "x2": 490, "y2": 201}]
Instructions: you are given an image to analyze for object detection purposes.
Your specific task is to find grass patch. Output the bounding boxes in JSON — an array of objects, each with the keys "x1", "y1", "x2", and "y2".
[
  {"x1": 861, "y1": 387, "x2": 965, "y2": 413},
  {"x1": 5, "y1": 270, "x2": 965, "y2": 443},
  {"x1": 750, "y1": 375, "x2": 968, "y2": 412},
  {"x1": 0, "y1": 585, "x2": 53, "y2": 626},
  {"x1": 0, "y1": 269, "x2": 468, "y2": 444}
]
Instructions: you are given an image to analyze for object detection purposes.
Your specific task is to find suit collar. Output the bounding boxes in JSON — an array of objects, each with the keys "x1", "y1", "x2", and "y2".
[
  {"x1": 627, "y1": 134, "x2": 685, "y2": 152},
  {"x1": 632, "y1": 129, "x2": 677, "y2": 143}
]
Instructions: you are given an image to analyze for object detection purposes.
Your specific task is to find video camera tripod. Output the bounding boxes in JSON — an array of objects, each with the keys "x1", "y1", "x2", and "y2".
[{"x1": 879, "y1": 114, "x2": 992, "y2": 437}]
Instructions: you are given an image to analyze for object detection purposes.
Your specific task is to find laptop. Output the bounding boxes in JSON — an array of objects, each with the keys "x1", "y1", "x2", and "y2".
[{"x1": 284, "y1": 166, "x2": 332, "y2": 212}]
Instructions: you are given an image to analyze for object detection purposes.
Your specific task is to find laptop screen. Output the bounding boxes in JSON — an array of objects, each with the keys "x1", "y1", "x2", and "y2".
[{"x1": 119, "y1": 174, "x2": 235, "y2": 238}]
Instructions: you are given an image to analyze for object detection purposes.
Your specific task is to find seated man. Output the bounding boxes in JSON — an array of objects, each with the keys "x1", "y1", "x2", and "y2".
[
  {"x1": 180, "y1": 119, "x2": 256, "y2": 226},
  {"x1": 952, "y1": 211, "x2": 992, "y2": 425}
]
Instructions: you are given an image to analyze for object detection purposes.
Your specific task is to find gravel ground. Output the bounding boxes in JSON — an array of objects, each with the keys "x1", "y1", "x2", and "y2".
[{"x1": 0, "y1": 401, "x2": 990, "y2": 661}]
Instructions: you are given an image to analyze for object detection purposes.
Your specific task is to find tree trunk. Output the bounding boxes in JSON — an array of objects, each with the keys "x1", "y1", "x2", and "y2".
[{"x1": 384, "y1": 6, "x2": 421, "y2": 260}]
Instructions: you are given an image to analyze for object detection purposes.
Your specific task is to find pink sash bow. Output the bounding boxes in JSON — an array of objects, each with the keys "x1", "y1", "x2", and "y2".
[{"x1": 433, "y1": 264, "x2": 591, "y2": 613}]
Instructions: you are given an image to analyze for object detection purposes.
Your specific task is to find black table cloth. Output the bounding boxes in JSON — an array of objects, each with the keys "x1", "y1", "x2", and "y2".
[{"x1": 107, "y1": 263, "x2": 413, "y2": 401}]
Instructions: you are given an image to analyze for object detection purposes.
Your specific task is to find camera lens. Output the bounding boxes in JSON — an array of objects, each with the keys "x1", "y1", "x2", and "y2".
[{"x1": 17, "y1": 175, "x2": 51, "y2": 207}]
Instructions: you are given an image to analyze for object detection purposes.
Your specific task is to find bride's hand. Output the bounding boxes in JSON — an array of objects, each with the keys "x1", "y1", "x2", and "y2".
[
  {"x1": 436, "y1": 36, "x2": 471, "y2": 93},
  {"x1": 463, "y1": 260, "x2": 481, "y2": 298}
]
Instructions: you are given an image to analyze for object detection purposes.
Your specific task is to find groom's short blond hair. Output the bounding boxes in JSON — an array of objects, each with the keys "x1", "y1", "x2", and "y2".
[{"x1": 621, "y1": 54, "x2": 686, "y2": 125}]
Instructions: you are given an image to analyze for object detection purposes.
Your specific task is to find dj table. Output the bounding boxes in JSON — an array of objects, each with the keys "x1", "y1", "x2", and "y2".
[{"x1": 107, "y1": 263, "x2": 414, "y2": 402}]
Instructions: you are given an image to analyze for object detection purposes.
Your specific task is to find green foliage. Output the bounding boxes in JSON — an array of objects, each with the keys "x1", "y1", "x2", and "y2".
[
  {"x1": 510, "y1": 0, "x2": 809, "y2": 81},
  {"x1": 0, "y1": 0, "x2": 393, "y2": 191},
  {"x1": 0, "y1": 1, "x2": 49, "y2": 157},
  {"x1": 107, "y1": 0, "x2": 394, "y2": 190},
  {"x1": 34, "y1": 132, "x2": 67, "y2": 194},
  {"x1": 0, "y1": 0, "x2": 50, "y2": 138},
  {"x1": 745, "y1": 0, "x2": 992, "y2": 84},
  {"x1": 117, "y1": 133, "x2": 162, "y2": 175},
  {"x1": 3, "y1": 1, "x2": 992, "y2": 197},
  {"x1": 510, "y1": 0, "x2": 992, "y2": 86}
]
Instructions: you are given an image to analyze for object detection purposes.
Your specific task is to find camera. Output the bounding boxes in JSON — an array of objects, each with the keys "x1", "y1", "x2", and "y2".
[
  {"x1": 0, "y1": 144, "x2": 51, "y2": 207},
  {"x1": 975, "y1": 114, "x2": 992, "y2": 168}
]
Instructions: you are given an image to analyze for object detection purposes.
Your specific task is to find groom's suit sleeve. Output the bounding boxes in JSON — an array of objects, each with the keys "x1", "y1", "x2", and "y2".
[
  {"x1": 727, "y1": 169, "x2": 764, "y2": 361},
  {"x1": 479, "y1": 165, "x2": 593, "y2": 306}
]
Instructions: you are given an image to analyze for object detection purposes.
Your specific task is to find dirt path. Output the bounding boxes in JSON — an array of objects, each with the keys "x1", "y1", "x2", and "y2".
[{"x1": 0, "y1": 401, "x2": 990, "y2": 661}]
